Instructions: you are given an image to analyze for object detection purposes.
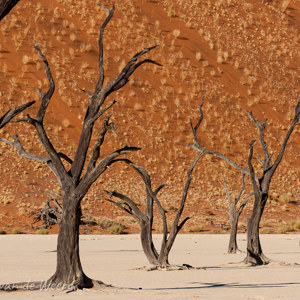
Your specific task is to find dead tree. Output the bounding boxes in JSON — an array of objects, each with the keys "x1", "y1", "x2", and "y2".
[
  {"x1": 218, "y1": 174, "x2": 253, "y2": 254},
  {"x1": 0, "y1": 5, "x2": 160, "y2": 289},
  {"x1": 0, "y1": 0, "x2": 20, "y2": 21},
  {"x1": 190, "y1": 98, "x2": 300, "y2": 265},
  {"x1": 104, "y1": 154, "x2": 203, "y2": 270},
  {"x1": 245, "y1": 103, "x2": 300, "y2": 264}
]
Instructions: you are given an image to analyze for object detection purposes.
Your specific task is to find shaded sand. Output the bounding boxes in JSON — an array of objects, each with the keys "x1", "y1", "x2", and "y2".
[{"x1": 0, "y1": 234, "x2": 300, "y2": 299}]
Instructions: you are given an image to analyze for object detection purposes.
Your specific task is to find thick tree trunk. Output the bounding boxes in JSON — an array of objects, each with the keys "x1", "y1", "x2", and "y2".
[
  {"x1": 244, "y1": 193, "x2": 270, "y2": 265},
  {"x1": 48, "y1": 199, "x2": 93, "y2": 289},
  {"x1": 228, "y1": 215, "x2": 239, "y2": 254}
]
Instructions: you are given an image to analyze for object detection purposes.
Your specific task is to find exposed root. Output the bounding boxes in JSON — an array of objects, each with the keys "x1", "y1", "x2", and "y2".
[
  {"x1": 222, "y1": 260, "x2": 300, "y2": 268},
  {"x1": 242, "y1": 252, "x2": 271, "y2": 266},
  {"x1": 135, "y1": 264, "x2": 206, "y2": 271}
]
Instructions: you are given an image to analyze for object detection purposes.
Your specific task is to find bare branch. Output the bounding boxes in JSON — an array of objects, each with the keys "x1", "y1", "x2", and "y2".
[
  {"x1": 0, "y1": 135, "x2": 59, "y2": 178},
  {"x1": 33, "y1": 41, "x2": 55, "y2": 123},
  {"x1": 248, "y1": 139, "x2": 259, "y2": 196},
  {"x1": 269, "y1": 100, "x2": 300, "y2": 177},
  {"x1": 27, "y1": 190, "x2": 63, "y2": 200},
  {"x1": 189, "y1": 100, "x2": 256, "y2": 178},
  {"x1": 235, "y1": 173, "x2": 246, "y2": 205},
  {"x1": 247, "y1": 111, "x2": 271, "y2": 169},
  {"x1": 0, "y1": 101, "x2": 35, "y2": 129},
  {"x1": 80, "y1": 88, "x2": 92, "y2": 101},
  {"x1": 86, "y1": 113, "x2": 114, "y2": 172},
  {"x1": 70, "y1": 42, "x2": 160, "y2": 183},
  {"x1": 103, "y1": 190, "x2": 146, "y2": 222},
  {"x1": 101, "y1": 45, "x2": 162, "y2": 101},
  {"x1": 177, "y1": 217, "x2": 191, "y2": 232},
  {"x1": 220, "y1": 174, "x2": 231, "y2": 207},
  {"x1": 238, "y1": 192, "x2": 254, "y2": 215},
  {"x1": 173, "y1": 153, "x2": 203, "y2": 227},
  {"x1": 154, "y1": 184, "x2": 166, "y2": 196},
  {"x1": 89, "y1": 100, "x2": 116, "y2": 125},
  {"x1": 205, "y1": 149, "x2": 251, "y2": 175},
  {"x1": 92, "y1": 4, "x2": 115, "y2": 98},
  {"x1": 190, "y1": 95, "x2": 204, "y2": 149},
  {"x1": 77, "y1": 146, "x2": 140, "y2": 197}
]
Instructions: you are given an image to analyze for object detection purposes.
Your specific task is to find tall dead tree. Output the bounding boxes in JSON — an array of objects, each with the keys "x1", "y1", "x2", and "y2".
[
  {"x1": 245, "y1": 103, "x2": 300, "y2": 264},
  {"x1": 0, "y1": 5, "x2": 160, "y2": 289},
  {"x1": 0, "y1": 0, "x2": 20, "y2": 21},
  {"x1": 190, "y1": 99, "x2": 300, "y2": 265},
  {"x1": 190, "y1": 100, "x2": 300, "y2": 265},
  {"x1": 218, "y1": 174, "x2": 253, "y2": 254},
  {"x1": 104, "y1": 154, "x2": 203, "y2": 270}
]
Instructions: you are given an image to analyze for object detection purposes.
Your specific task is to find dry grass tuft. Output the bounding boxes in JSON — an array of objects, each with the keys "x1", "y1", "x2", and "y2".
[{"x1": 187, "y1": 225, "x2": 204, "y2": 232}]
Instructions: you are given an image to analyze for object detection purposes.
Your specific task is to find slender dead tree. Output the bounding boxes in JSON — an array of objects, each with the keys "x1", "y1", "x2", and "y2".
[
  {"x1": 190, "y1": 98, "x2": 300, "y2": 264},
  {"x1": 0, "y1": 0, "x2": 20, "y2": 21},
  {"x1": 104, "y1": 154, "x2": 203, "y2": 270},
  {"x1": 245, "y1": 102, "x2": 300, "y2": 264},
  {"x1": 0, "y1": 4, "x2": 160, "y2": 289},
  {"x1": 217, "y1": 174, "x2": 253, "y2": 254}
]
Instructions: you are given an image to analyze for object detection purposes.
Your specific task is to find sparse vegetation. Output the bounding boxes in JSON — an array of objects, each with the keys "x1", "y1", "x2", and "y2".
[
  {"x1": 279, "y1": 193, "x2": 293, "y2": 203},
  {"x1": 107, "y1": 224, "x2": 125, "y2": 235},
  {"x1": 36, "y1": 228, "x2": 49, "y2": 234},
  {"x1": 277, "y1": 222, "x2": 293, "y2": 234},
  {"x1": 210, "y1": 229, "x2": 224, "y2": 234},
  {"x1": 12, "y1": 227, "x2": 22, "y2": 234},
  {"x1": 187, "y1": 225, "x2": 204, "y2": 233}
]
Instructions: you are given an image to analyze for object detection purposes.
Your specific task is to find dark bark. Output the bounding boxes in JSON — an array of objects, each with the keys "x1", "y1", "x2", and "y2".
[
  {"x1": 228, "y1": 214, "x2": 238, "y2": 253},
  {"x1": 0, "y1": 0, "x2": 20, "y2": 21},
  {"x1": 48, "y1": 197, "x2": 93, "y2": 288},
  {"x1": 0, "y1": 4, "x2": 160, "y2": 288},
  {"x1": 245, "y1": 193, "x2": 270, "y2": 265}
]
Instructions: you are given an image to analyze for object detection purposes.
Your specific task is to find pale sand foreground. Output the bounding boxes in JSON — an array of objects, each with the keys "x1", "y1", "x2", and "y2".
[{"x1": 0, "y1": 234, "x2": 300, "y2": 300}]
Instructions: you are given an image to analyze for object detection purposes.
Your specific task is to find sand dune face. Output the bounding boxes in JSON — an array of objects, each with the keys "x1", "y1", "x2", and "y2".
[
  {"x1": 0, "y1": 234, "x2": 300, "y2": 299},
  {"x1": 0, "y1": 0, "x2": 299, "y2": 234}
]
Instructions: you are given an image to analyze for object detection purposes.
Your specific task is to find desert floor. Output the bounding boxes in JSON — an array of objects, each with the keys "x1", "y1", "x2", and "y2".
[{"x1": 0, "y1": 234, "x2": 300, "y2": 299}]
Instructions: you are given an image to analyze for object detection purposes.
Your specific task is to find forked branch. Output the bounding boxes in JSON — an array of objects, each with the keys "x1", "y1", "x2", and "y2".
[
  {"x1": 0, "y1": 101, "x2": 35, "y2": 129},
  {"x1": 188, "y1": 97, "x2": 252, "y2": 176}
]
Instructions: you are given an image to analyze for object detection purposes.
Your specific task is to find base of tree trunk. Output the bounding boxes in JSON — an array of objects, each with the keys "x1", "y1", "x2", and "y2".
[
  {"x1": 228, "y1": 247, "x2": 244, "y2": 254},
  {"x1": 136, "y1": 264, "x2": 206, "y2": 271},
  {"x1": 242, "y1": 252, "x2": 271, "y2": 266}
]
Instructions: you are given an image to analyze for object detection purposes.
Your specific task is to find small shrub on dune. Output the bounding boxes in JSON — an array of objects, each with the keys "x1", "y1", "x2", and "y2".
[
  {"x1": 188, "y1": 225, "x2": 204, "y2": 232},
  {"x1": 36, "y1": 228, "x2": 49, "y2": 234},
  {"x1": 12, "y1": 228, "x2": 22, "y2": 234},
  {"x1": 107, "y1": 224, "x2": 125, "y2": 235}
]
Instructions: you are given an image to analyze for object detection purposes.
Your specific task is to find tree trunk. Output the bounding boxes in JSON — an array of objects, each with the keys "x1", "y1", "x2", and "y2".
[
  {"x1": 140, "y1": 220, "x2": 159, "y2": 266},
  {"x1": 244, "y1": 193, "x2": 270, "y2": 265},
  {"x1": 228, "y1": 215, "x2": 239, "y2": 254},
  {"x1": 48, "y1": 198, "x2": 93, "y2": 289}
]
